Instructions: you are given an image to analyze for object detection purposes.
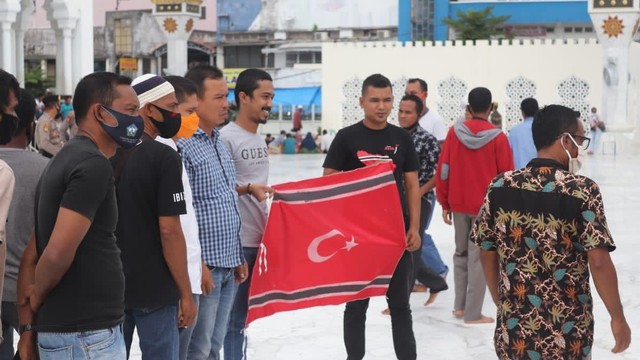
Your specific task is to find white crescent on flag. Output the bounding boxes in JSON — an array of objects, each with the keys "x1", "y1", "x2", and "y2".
[
  {"x1": 307, "y1": 230, "x2": 359, "y2": 263},
  {"x1": 307, "y1": 229, "x2": 343, "y2": 263}
]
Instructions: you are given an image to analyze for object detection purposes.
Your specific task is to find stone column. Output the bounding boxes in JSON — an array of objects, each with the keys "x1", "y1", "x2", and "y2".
[
  {"x1": 12, "y1": 0, "x2": 34, "y2": 85},
  {"x1": 44, "y1": 0, "x2": 79, "y2": 94},
  {"x1": 151, "y1": 0, "x2": 202, "y2": 76},
  {"x1": 0, "y1": 22, "x2": 13, "y2": 73},
  {"x1": 0, "y1": 0, "x2": 20, "y2": 75},
  {"x1": 71, "y1": 0, "x2": 93, "y2": 86},
  {"x1": 61, "y1": 27, "x2": 73, "y2": 93},
  {"x1": 137, "y1": 58, "x2": 144, "y2": 77},
  {"x1": 156, "y1": 55, "x2": 162, "y2": 75},
  {"x1": 216, "y1": 45, "x2": 224, "y2": 69}
]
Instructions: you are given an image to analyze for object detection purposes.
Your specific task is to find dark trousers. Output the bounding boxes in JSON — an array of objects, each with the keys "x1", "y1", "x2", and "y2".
[
  {"x1": 343, "y1": 251, "x2": 416, "y2": 360},
  {"x1": 412, "y1": 196, "x2": 448, "y2": 293},
  {"x1": 412, "y1": 252, "x2": 448, "y2": 293},
  {"x1": 0, "y1": 301, "x2": 19, "y2": 358}
]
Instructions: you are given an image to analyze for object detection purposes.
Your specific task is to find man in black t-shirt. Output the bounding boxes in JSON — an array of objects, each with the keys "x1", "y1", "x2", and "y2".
[
  {"x1": 17, "y1": 73, "x2": 144, "y2": 359},
  {"x1": 112, "y1": 74, "x2": 196, "y2": 359},
  {"x1": 323, "y1": 74, "x2": 420, "y2": 360}
]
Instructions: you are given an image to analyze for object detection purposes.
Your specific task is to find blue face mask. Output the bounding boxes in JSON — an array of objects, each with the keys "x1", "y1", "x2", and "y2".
[{"x1": 99, "y1": 105, "x2": 144, "y2": 149}]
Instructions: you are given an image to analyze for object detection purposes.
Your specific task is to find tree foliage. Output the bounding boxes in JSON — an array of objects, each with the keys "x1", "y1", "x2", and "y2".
[
  {"x1": 24, "y1": 66, "x2": 55, "y2": 97},
  {"x1": 443, "y1": 7, "x2": 511, "y2": 40}
]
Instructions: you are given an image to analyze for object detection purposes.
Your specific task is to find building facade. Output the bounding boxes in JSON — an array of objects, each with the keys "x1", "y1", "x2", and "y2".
[
  {"x1": 15, "y1": 0, "x2": 216, "y2": 94},
  {"x1": 399, "y1": 0, "x2": 596, "y2": 41}
]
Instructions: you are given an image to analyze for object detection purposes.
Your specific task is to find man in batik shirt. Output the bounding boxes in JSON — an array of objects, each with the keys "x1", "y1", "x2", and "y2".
[
  {"x1": 471, "y1": 105, "x2": 630, "y2": 359},
  {"x1": 398, "y1": 94, "x2": 447, "y2": 305}
]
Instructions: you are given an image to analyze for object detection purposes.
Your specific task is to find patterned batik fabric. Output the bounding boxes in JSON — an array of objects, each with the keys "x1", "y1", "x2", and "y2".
[
  {"x1": 470, "y1": 158, "x2": 615, "y2": 360},
  {"x1": 410, "y1": 125, "x2": 440, "y2": 188}
]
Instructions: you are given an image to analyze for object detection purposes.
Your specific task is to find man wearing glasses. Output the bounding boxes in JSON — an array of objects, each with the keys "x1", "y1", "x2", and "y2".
[{"x1": 471, "y1": 105, "x2": 631, "y2": 359}]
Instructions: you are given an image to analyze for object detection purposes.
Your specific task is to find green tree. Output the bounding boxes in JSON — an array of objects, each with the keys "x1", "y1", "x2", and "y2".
[
  {"x1": 443, "y1": 7, "x2": 511, "y2": 40},
  {"x1": 24, "y1": 66, "x2": 55, "y2": 97}
]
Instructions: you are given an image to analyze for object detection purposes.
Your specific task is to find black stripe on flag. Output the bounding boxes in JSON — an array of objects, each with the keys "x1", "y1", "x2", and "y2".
[
  {"x1": 248, "y1": 276, "x2": 392, "y2": 307},
  {"x1": 274, "y1": 172, "x2": 395, "y2": 202}
]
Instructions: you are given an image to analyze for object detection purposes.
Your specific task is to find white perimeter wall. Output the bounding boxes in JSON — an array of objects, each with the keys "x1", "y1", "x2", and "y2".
[{"x1": 321, "y1": 39, "x2": 607, "y2": 132}]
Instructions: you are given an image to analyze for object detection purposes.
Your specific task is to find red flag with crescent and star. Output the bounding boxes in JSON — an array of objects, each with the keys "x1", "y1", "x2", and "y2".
[{"x1": 246, "y1": 162, "x2": 406, "y2": 326}]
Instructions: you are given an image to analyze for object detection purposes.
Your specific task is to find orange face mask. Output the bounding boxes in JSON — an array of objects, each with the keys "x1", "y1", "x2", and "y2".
[{"x1": 175, "y1": 112, "x2": 199, "y2": 139}]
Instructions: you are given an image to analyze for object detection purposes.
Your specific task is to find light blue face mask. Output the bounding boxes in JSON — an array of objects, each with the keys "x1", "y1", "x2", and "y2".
[{"x1": 98, "y1": 105, "x2": 144, "y2": 149}]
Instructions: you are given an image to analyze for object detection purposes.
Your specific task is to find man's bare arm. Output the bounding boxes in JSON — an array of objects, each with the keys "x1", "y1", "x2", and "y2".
[
  {"x1": 588, "y1": 248, "x2": 631, "y2": 354},
  {"x1": 403, "y1": 170, "x2": 421, "y2": 252},
  {"x1": 479, "y1": 250, "x2": 500, "y2": 306},
  {"x1": 17, "y1": 234, "x2": 39, "y2": 360},
  {"x1": 33, "y1": 208, "x2": 91, "y2": 308},
  {"x1": 158, "y1": 215, "x2": 197, "y2": 327},
  {"x1": 419, "y1": 176, "x2": 436, "y2": 197},
  {"x1": 17, "y1": 234, "x2": 38, "y2": 323}
]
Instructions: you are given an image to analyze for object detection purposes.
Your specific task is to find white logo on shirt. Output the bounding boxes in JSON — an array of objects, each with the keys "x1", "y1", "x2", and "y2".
[{"x1": 172, "y1": 192, "x2": 185, "y2": 203}]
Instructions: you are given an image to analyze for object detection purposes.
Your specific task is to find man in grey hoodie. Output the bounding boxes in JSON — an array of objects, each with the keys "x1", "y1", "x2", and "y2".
[{"x1": 435, "y1": 87, "x2": 514, "y2": 324}]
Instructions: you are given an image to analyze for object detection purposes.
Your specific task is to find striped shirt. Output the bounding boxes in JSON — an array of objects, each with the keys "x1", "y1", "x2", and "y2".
[{"x1": 177, "y1": 128, "x2": 243, "y2": 268}]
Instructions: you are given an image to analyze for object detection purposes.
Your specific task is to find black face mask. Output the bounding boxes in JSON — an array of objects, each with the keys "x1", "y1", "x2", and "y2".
[{"x1": 149, "y1": 104, "x2": 181, "y2": 139}]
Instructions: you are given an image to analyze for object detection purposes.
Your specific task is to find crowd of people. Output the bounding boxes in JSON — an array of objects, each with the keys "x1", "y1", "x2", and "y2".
[
  {"x1": 0, "y1": 65, "x2": 632, "y2": 360},
  {"x1": 265, "y1": 129, "x2": 334, "y2": 154},
  {"x1": 0, "y1": 67, "x2": 276, "y2": 360}
]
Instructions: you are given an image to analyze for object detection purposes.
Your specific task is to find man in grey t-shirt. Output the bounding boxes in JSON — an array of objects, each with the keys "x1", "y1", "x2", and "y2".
[
  {"x1": 220, "y1": 69, "x2": 275, "y2": 360},
  {"x1": 0, "y1": 86, "x2": 49, "y2": 358}
]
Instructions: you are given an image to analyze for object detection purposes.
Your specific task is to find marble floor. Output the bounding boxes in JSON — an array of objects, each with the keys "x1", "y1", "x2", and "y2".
[{"x1": 18, "y1": 151, "x2": 637, "y2": 359}]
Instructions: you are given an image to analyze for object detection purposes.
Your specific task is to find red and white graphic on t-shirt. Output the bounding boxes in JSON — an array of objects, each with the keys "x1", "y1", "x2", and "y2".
[
  {"x1": 356, "y1": 150, "x2": 394, "y2": 166},
  {"x1": 246, "y1": 162, "x2": 406, "y2": 326}
]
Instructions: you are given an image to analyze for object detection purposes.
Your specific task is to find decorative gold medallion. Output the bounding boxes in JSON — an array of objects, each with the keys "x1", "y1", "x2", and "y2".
[
  {"x1": 185, "y1": 18, "x2": 194, "y2": 32},
  {"x1": 602, "y1": 16, "x2": 624, "y2": 37},
  {"x1": 163, "y1": 17, "x2": 178, "y2": 33}
]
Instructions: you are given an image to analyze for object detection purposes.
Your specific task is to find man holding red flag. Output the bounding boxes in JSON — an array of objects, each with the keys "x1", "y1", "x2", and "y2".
[{"x1": 323, "y1": 73, "x2": 421, "y2": 360}]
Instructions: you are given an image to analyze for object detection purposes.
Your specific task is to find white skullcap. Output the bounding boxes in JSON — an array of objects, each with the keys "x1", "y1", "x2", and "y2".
[{"x1": 131, "y1": 74, "x2": 175, "y2": 109}]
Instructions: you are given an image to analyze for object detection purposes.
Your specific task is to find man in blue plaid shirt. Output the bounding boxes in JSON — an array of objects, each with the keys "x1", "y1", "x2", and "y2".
[{"x1": 179, "y1": 65, "x2": 247, "y2": 360}]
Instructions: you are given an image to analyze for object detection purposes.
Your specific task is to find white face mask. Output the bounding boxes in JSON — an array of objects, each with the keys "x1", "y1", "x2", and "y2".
[{"x1": 561, "y1": 134, "x2": 584, "y2": 173}]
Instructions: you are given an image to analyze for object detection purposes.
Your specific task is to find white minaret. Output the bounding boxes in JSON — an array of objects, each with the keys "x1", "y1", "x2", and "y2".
[
  {"x1": 151, "y1": 0, "x2": 202, "y2": 76},
  {"x1": 589, "y1": 0, "x2": 640, "y2": 132}
]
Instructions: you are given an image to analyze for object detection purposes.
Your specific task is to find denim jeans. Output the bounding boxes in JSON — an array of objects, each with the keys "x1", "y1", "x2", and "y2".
[
  {"x1": 179, "y1": 294, "x2": 201, "y2": 360},
  {"x1": 420, "y1": 192, "x2": 448, "y2": 276},
  {"x1": 123, "y1": 305, "x2": 179, "y2": 360},
  {"x1": 37, "y1": 324, "x2": 126, "y2": 360},
  {"x1": 224, "y1": 247, "x2": 258, "y2": 360},
  {"x1": 187, "y1": 267, "x2": 237, "y2": 360},
  {"x1": 412, "y1": 197, "x2": 447, "y2": 293},
  {"x1": 344, "y1": 251, "x2": 416, "y2": 360},
  {"x1": 0, "y1": 301, "x2": 18, "y2": 358}
]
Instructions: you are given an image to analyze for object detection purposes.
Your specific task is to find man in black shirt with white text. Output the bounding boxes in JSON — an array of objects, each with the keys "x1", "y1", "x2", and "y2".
[{"x1": 113, "y1": 74, "x2": 196, "y2": 359}]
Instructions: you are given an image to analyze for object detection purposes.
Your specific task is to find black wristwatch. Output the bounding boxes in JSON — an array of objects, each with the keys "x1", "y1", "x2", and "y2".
[{"x1": 18, "y1": 323, "x2": 33, "y2": 334}]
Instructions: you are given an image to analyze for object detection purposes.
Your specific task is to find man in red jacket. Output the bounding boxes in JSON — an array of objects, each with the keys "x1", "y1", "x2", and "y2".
[{"x1": 436, "y1": 87, "x2": 513, "y2": 324}]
